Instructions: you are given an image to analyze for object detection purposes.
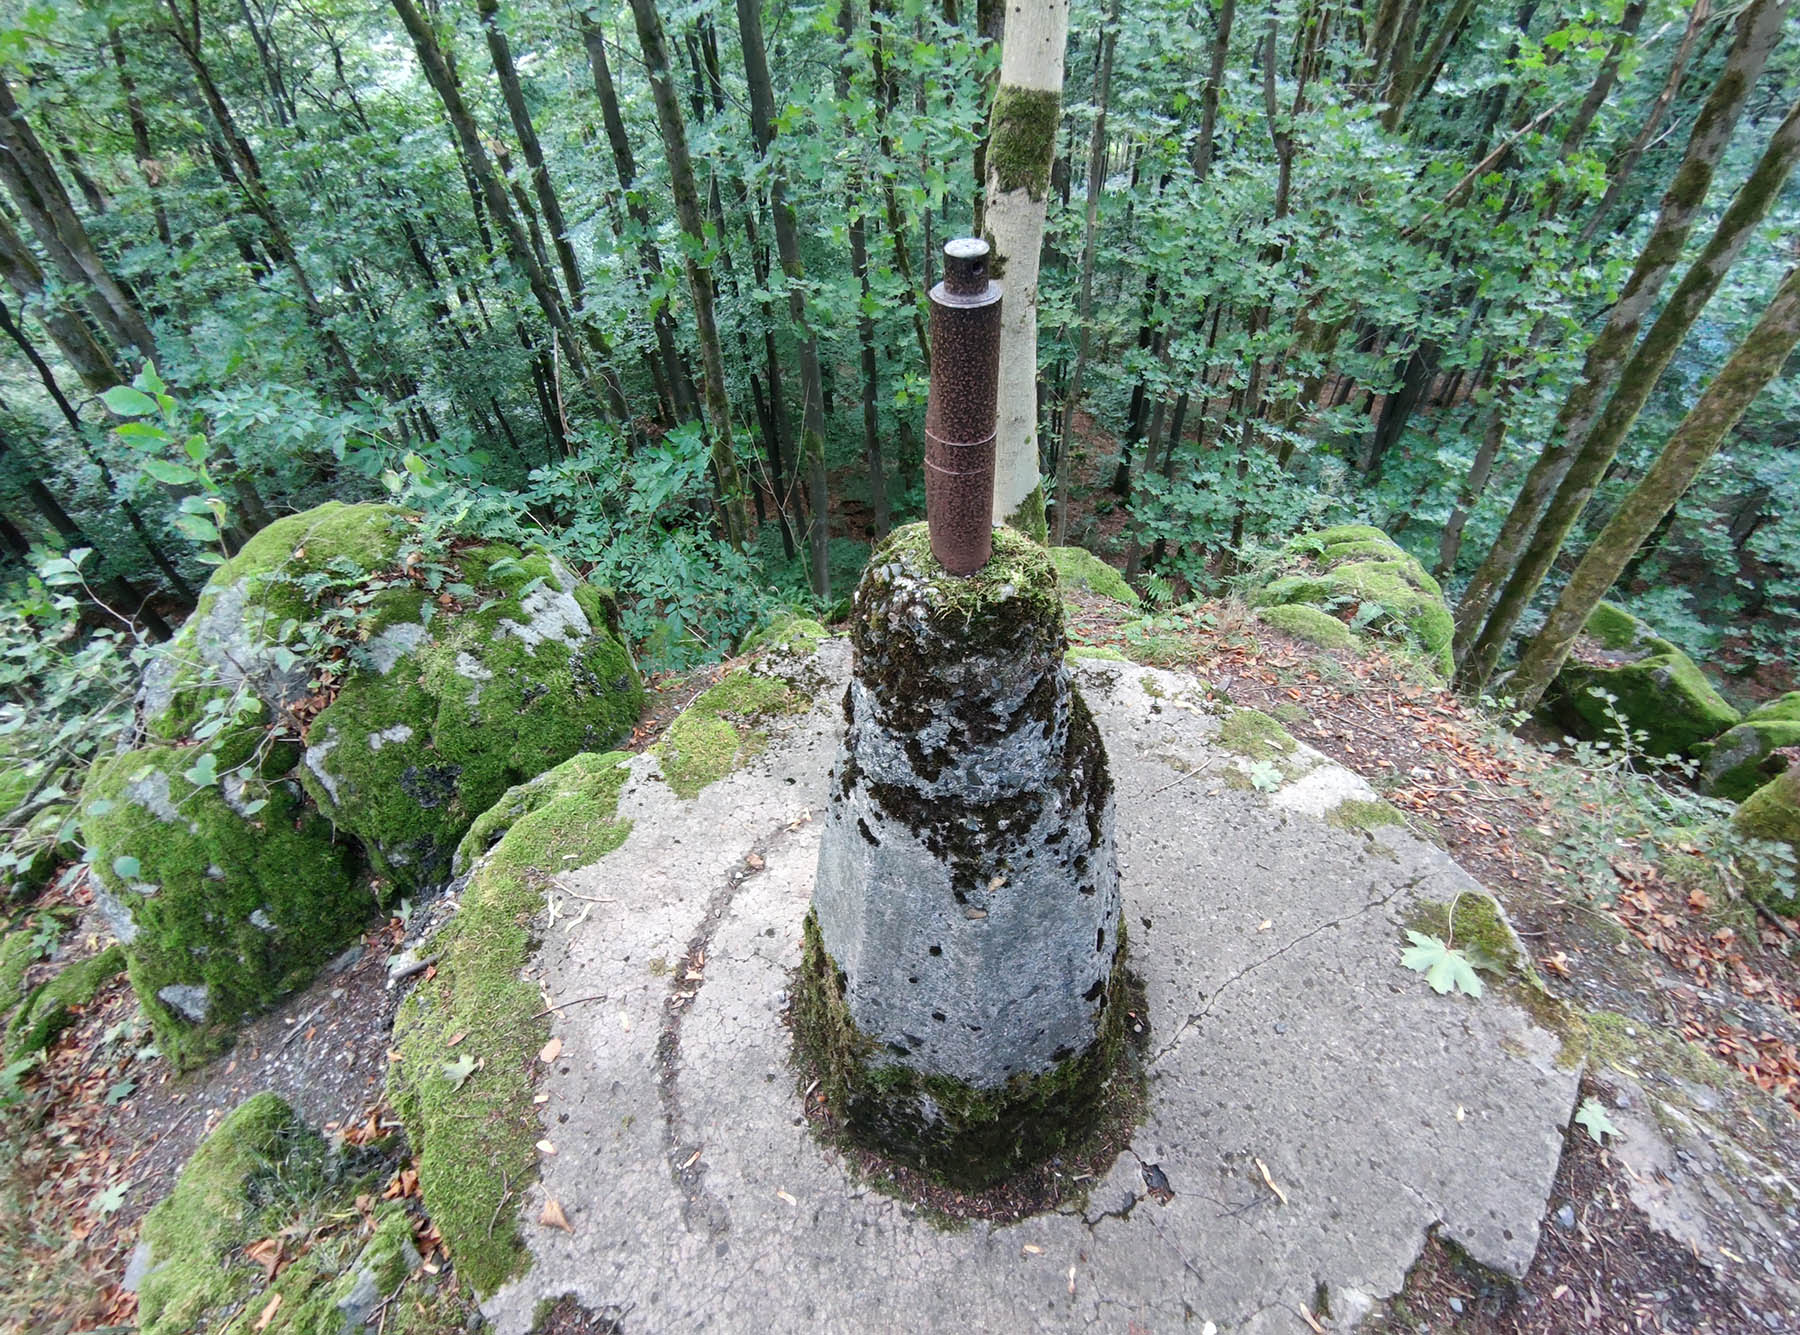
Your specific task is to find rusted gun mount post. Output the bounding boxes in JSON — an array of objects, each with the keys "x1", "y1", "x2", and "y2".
[{"x1": 925, "y1": 238, "x2": 1003, "y2": 575}]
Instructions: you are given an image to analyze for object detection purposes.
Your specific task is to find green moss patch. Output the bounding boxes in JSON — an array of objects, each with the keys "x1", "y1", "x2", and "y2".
[
  {"x1": 740, "y1": 612, "x2": 830, "y2": 656},
  {"x1": 4, "y1": 944, "x2": 123, "y2": 1061},
  {"x1": 1698, "y1": 692, "x2": 1799, "y2": 801},
  {"x1": 391, "y1": 752, "x2": 632, "y2": 1298},
  {"x1": 987, "y1": 86, "x2": 1062, "y2": 200},
  {"x1": 1067, "y1": 644, "x2": 1129, "y2": 662},
  {"x1": 793, "y1": 911, "x2": 1136, "y2": 1192},
  {"x1": 82, "y1": 727, "x2": 361, "y2": 1070},
  {"x1": 1326, "y1": 799, "x2": 1405, "y2": 835},
  {"x1": 1256, "y1": 603, "x2": 1358, "y2": 651},
  {"x1": 1254, "y1": 526, "x2": 1453, "y2": 677},
  {"x1": 1051, "y1": 546, "x2": 1139, "y2": 607},
  {"x1": 656, "y1": 669, "x2": 800, "y2": 799},
  {"x1": 1551, "y1": 603, "x2": 1739, "y2": 758},
  {"x1": 1731, "y1": 768, "x2": 1800, "y2": 915},
  {"x1": 1216, "y1": 708, "x2": 1299, "y2": 763}
]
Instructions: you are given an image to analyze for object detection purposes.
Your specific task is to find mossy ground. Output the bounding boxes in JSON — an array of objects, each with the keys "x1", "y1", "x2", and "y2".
[
  {"x1": 4, "y1": 944, "x2": 123, "y2": 1061},
  {"x1": 792, "y1": 911, "x2": 1138, "y2": 1195},
  {"x1": 1730, "y1": 769, "x2": 1800, "y2": 914},
  {"x1": 135, "y1": 1091, "x2": 428, "y2": 1335},
  {"x1": 656, "y1": 669, "x2": 801, "y2": 799},
  {"x1": 740, "y1": 611, "x2": 830, "y2": 656},
  {"x1": 390, "y1": 751, "x2": 632, "y2": 1298},
  {"x1": 1254, "y1": 526, "x2": 1453, "y2": 676},
  {"x1": 1215, "y1": 707, "x2": 1299, "y2": 763}
]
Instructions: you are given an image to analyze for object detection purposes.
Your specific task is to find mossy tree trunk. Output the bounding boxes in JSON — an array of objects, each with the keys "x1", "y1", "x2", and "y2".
[
  {"x1": 736, "y1": 0, "x2": 830, "y2": 594},
  {"x1": 1509, "y1": 258, "x2": 1800, "y2": 711},
  {"x1": 1052, "y1": 0, "x2": 1117, "y2": 547},
  {"x1": 1450, "y1": 0, "x2": 1787, "y2": 679},
  {"x1": 626, "y1": 0, "x2": 748, "y2": 548},
  {"x1": 982, "y1": 0, "x2": 1068, "y2": 542},
  {"x1": 1462, "y1": 87, "x2": 1800, "y2": 692}
]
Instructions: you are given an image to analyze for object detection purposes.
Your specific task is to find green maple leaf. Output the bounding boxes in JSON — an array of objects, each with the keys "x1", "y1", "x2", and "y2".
[
  {"x1": 442, "y1": 1054, "x2": 478, "y2": 1089},
  {"x1": 1400, "y1": 931, "x2": 1485, "y2": 998},
  {"x1": 1573, "y1": 1097, "x2": 1618, "y2": 1144},
  {"x1": 94, "y1": 1180, "x2": 131, "y2": 1216}
]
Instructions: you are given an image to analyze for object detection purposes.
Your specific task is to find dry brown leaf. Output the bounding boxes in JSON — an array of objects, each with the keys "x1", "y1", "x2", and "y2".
[
  {"x1": 745, "y1": 853, "x2": 765, "y2": 870},
  {"x1": 540, "y1": 1198, "x2": 573, "y2": 1232},
  {"x1": 1297, "y1": 1303, "x2": 1324, "y2": 1333},
  {"x1": 1253, "y1": 1157, "x2": 1288, "y2": 1206},
  {"x1": 253, "y1": 1292, "x2": 283, "y2": 1332},
  {"x1": 446, "y1": 1031, "x2": 467, "y2": 1048},
  {"x1": 538, "y1": 1037, "x2": 563, "y2": 1064},
  {"x1": 535, "y1": 1140, "x2": 557, "y2": 1155}
]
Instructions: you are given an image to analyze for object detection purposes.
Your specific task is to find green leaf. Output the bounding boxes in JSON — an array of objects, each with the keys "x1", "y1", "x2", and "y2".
[
  {"x1": 1573, "y1": 1096, "x2": 1617, "y2": 1144},
  {"x1": 111, "y1": 855, "x2": 141, "y2": 880},
  {"x1": 442, "y1": 1054, "x2": 478, "y2": 1089},
  {"x1": 182, "y1": 752, "x2": 218, "y2": 787},
  {"x1": 100, "y1": 386, "x2": 157, "y2": 417},
  {"x1": 105, "y1": 1078, "x2": 136, "y2": 1106},
  {"x1": 173, "y1": 513, "x2": 220, "y2": 544},
  {"x1": 93, "y1": 1180, "x2": 131, "y2": 1216},
  {"x1": 1399, "y1": 930, "x2": 1485, "y2": 998},
  {"x1": 141, "y1": 459, "x2": 199, "y2": 486}
]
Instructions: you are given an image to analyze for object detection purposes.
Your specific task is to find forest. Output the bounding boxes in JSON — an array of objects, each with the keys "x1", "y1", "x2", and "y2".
[{"x1": 0, "y1": 0, "x2": 1797, "y2": 889}]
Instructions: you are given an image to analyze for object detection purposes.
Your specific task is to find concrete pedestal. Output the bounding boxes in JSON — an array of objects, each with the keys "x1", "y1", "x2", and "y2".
[{"x1": 797, "y1": 523, "x2": 1126, "y2": 1185}]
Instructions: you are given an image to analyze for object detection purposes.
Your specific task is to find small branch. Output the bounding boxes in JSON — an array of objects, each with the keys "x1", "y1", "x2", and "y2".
[
  {"x1": 532, "y1": 992, "x2": 610, "y2": 1019},
  {"x1": 387, "y1": 953, "x2": 439, "y2": 983}
]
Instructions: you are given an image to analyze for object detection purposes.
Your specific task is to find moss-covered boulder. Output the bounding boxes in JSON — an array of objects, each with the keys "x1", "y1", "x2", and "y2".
[
  {"x1": 83, "y1": 723, "x2": 360, "y2": 1068},
  {"x1": 1255, "y1": 603, "x2": 1359, "y2": 652},
  {"x1": 1697, "y1": 692, "x2": 1800, "y2": 802},
  {"x1": 1251, "y1": 525, "x2": 1453, "y2": 675},
  {"x1": 297, "y1": 541, "x2": 642, "y2": 888},
  {"x1": 133, "y1": 1092, "x2": 419, "y2": 1335},
  {"x1": 1050, "y1": 545, "x2": 1140, "y2": 606},
  {"x1": 392, "y1": 751, "x2": 632, "y2": 1296},
  {"x1": 1548, "y1": 603, "x2": 1740, "y2": 758},
  {"x1": 1731, "y1": 769, "x2": 1800, "y2": 916},
  {"x1": 739, "y1": 610, "x2": 830, "y2": 657}
]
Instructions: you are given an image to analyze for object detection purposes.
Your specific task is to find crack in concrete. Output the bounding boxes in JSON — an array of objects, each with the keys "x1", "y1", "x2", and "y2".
[
  {"x1": 653, "y1": 815, "x2": 807, "y2": 1250},
  {"x1": 1146, "y1": 885, "x2": 1403, "y2": 1069}
]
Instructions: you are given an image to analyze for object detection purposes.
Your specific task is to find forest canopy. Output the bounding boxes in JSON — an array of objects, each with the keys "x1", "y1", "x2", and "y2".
[{"x1": 2, "y1": 0, "x2": 1797, "y2": 806}]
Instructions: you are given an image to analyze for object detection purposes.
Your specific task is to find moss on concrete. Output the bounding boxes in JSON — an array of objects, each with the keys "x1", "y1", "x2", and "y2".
[
  {"x1": 1326, "y1": 799, "x2": 1405, "y2": 835},
  {"x1": 1216, "y1": 708, "x2": 1299, "y2": 763},
  {"x1": 656, "y1": 669, "x2": 800, "y2": 799},
  {"x1": 1255, "y1": 526, "x2": 1453, "y2": 676},
  {"x1": 1731, "y1": 768, "x2": 1800, "y2": 915},
  {"x1": 1050, "y1": 546, "x2": 1139, "y2": 607},
  {"x1": 1552, "y1": 603, "x2": 1739, "y2": 757},
  {"x1": 83, "y1": 725, "x2": 361, "y2": 1070},
  {"x1": 1255, "y1": 603, "x2": 1358, "y2": 651},
  {"x1": 390, "y1": 752, "x2": 632, "y2": 1298},
  {"x1": 794, "y1": 910, "x2": 1132, "y2": 1190}
]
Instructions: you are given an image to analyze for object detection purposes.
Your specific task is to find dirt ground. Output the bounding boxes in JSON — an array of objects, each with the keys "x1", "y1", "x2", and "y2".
[{"x1": 5, "y1": 588, "x2": 1796, "y2": 1334}]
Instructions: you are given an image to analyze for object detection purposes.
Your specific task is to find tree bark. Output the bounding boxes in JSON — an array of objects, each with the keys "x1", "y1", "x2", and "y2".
[
  {"x1": 1509, "y1": 258, "x2": 1800, "y2": 710},
  {"x1": 735, "y1": 0, "x2": 828, "y2": 591},
  {"x1": 629, "y1": 0, "x2": 747, "y2": 547},
  {"x1": 1451, "y1": 0, "x2": 1787, "y2": 675},
  {"x1": 983, "y1": 0, "x2": 1069, "y2": 539}
]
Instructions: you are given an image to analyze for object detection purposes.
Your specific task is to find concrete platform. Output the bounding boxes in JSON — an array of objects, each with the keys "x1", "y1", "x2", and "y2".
[{"x1": 483, "y1": 642, "x2": 1580, "y2": 1333}]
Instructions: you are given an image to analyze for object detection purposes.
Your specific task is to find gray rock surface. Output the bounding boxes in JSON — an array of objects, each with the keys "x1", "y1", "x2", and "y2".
[{"x1": 481, "y1": 644, "x2": 1582, "y2": 1333}]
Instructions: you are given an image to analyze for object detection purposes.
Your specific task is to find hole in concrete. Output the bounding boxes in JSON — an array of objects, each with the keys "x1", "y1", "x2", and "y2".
[
  {"x1": 909, "y1": 976, "x2": 920, "y2": 985},
  {"x1": 931, "y1": 1011, "x2": 946, "y2": 1022},
  {"x1": 887, "y1": 1042, "x2": 908, "y2": 1057},
  {"x1": 1083, "y1": 978, "x2": 1106, "y2": 1002},
  {"x1": 1053, "y1": 1045, "x2": 1074, "y2": 1062},
  {"x1": 1079, "y1": 882, "x2": 1096, "y2": 896},
  {"x1": 929, "y1": 945, "x2": 942, "y2": 956},
  {"x1": 1096, "y1": 927, "x2": 1105, "y2": 952}
]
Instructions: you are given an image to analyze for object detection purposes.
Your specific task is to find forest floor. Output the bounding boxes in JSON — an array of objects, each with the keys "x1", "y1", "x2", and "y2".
[{"x1": 5, "y1": 593, "x2": 1797, "y2": 1334}]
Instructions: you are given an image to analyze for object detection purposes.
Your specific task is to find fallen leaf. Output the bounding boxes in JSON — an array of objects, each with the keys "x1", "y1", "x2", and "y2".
[
  {"x1": 442, "y1": 1054, "x2": 477, "y2": 1089},
  {"x1": 745, "y1": 853, "x2": 765, "y2": 870},
  {"x1": 1298, "y1": 1302, "x2": 1324, "y2": 1333},
  {"x1": 446, "y1": 1031, "x2": 468, "y2": 1048},
  {"x1": 535, "y1": 1140, "x2": 556, "y2": 1155},
  {"x1": 540, "y1": 1198, "x2": 573, "y2": 1232},
  {"x1": 538, "y1": 1037, "x2": 563, "y2": 1064},
  {"x1": 1256, "y1": 919, "x2": 1272, "y2": 932},
  {"x1": 1253, "y1": 1157, "x2": 1288, "y2": 1206},
  {"x1": 1540, "y1": 951, "x2": 1572, "y2": 978},
  {"x1": 253, "y1": 1292, "x2": 282, "y2": 1332},
  {"x1": 1067, "y1": 1265, "x2": 1077, "y2": 1297},
  {"x1": 1573, "y1": 1096, "x2": 1618, "y2": 1144},
  {"x1": 1455, "y1": 1105, "x2": 1466, "y2": 1122},
  {"x1": 1022, "y1": 1244, "x2": 1043, "y2": 1256},
  {"x1": 776, "y1": 1189, "x2": 797, "y2": 1207}
]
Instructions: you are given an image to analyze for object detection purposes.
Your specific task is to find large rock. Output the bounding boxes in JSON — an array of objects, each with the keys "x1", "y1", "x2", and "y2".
[
  {"x1": 90, "y1": 501, "x2": 643, "y2": 1062},
  {"x1": 1732, "y1": 768, "x2": 1800, "y2": 916},
  {"x1": 295, "y1": 541, "x2": 642, "y2": 888},
  {"x1": 1549, "y1": 602, "x2": 1739, "y2": 758},
  {"x1": 1698, "y1": 692, "x2": 1799, "y2": 801},
  {"x1": 1252, "y1": 524, "x2": 1454, "y2": 675},
  {"x1": 798, "y1": 523, "x2": 1125, "y2": 1187},
  {"x1": 82, "y1": 723, "x2": 359, "y2": 1067}
]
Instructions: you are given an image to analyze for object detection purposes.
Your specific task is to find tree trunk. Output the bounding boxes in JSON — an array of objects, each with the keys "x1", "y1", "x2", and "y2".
[
  {"x1": 1192, "y1": 0, "x2": 1235, "y2": 178},
  {"x1": 1462, "y1": 88, "x2": 1800, "y2": 690},
  {"x1": 983, "y1": 0, "x2": 1069, "y2": 539},
  {"x1": 629, "y1": 0, "x2": 747, "y2": 548},
  {"x1": 735, "y1": 0, "x2": 828, "y2": 592},
  {"x1": 1451, "y1": 0, "x2": 1787, "y2": 674},
  {"x1": 0, "y1": 210, "x2": 121, "y2": 391},
  {"x1": 841, "y1": 1, "x2": 890, "y2": 540},
  {"x1": 109, "y1": 28, "x2": 173, "y2": 250},
  {"x1": 1509, "y1": 258, "x2": 1800, "y2": 710},
  {"x1": 1054, "y1": 0, "x2": 1117, "y2": 545}
]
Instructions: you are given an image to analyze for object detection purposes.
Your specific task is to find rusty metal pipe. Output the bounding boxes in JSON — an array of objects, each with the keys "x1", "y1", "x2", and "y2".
[{"x1": 925, "y1": 238, "x2": 1003, "y2": 575}]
